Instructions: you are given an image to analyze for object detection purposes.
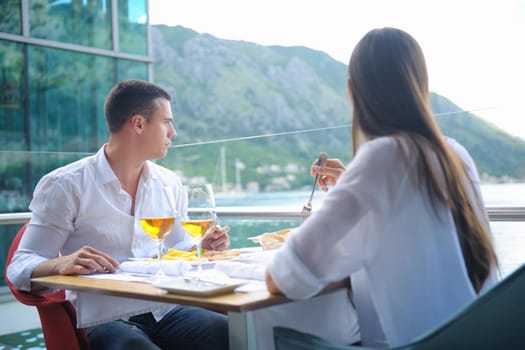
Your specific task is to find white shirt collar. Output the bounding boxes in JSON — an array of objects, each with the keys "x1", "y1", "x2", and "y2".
[
  {"x1": 93, "y1": 144, "x2": 119, "y2": 185},
  {"x1": 93, "y1": 144, "x2": 157, "y2": 186}
]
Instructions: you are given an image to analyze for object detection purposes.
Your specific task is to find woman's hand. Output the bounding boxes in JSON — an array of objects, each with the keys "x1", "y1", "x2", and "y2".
[
  {"x1": 265, "y1": 269, "x2": 282, "y2": 295},
  {"x1": 311, "y1": 158, "x2": 346, "y2": 191},
  {"x1": 201, "y1": 225, "x2": 231, "y2": 251}
]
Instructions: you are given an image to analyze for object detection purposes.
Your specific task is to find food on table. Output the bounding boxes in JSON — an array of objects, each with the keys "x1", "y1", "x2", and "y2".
[
  {"x1": 203, "y1": 249, "x2": 242, "y2": 261},
  {"x1": 249, "y1": 228, "x2": 292, "y2": 250},
  {"x1": 162, "y1": 248, "x2": 241, "y2": 262},
  {"x1": 163, "y1": 248, "x2": 199, "y2": 261}
]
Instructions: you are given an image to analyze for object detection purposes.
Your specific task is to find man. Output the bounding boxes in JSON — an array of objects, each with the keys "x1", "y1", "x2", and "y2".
[{"x1": 7, "y1": 79, "x2": 230, "y2": 350}]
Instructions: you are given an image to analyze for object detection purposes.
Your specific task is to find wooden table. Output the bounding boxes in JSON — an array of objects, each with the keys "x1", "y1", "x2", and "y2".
[{"x1": 31, "y1": 275, "x2": 291, "y2": 349}]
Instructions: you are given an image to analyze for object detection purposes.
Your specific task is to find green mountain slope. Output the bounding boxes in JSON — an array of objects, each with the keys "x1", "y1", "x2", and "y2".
[
  {"x1": 431, "y1": 94, "x2": 525, "y2": 179},
  {"x1": 152, "y1": 25, "x2": 525, "y2": 188}
]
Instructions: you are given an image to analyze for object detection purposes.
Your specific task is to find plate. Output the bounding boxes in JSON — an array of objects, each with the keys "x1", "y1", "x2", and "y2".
[{"x1": 152, "y1": 278, "x2": 245, "y2": 296}]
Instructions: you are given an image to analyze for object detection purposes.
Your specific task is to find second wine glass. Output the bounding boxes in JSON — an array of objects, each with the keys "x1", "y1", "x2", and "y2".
[{"x1": 181, "y1": 184, "x2": 217, "y2": 275}]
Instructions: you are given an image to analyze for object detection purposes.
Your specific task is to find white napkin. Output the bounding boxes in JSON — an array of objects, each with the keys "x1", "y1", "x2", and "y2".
[
  {"x1": 233, "y1": 250, "x2": 276, "y2": 264},
  {"x1": 119, "y1": 260, "x2": 191, "y2": 276},
  {"x1": 214, "y1": 250, "x2": 276, "y2": 280},
  {"x1": 214, "y1": 261, "x2": 266, "y2": 280}
]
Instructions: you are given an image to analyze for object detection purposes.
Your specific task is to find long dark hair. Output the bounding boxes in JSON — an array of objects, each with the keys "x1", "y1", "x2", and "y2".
[{"x1": 348, "y1": 27, "x2": 498, "y2": 292}]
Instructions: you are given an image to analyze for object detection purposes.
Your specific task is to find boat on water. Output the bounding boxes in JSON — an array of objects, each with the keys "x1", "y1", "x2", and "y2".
[{"x1": 213, "y1": 146, "x2": 250, "y2": 199}]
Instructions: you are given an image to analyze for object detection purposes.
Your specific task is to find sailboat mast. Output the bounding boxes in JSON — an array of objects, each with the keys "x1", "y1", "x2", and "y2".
[
  {"x1": 235, "y1": 158, "x2": 241, "y2": 192},
  {"x1": 221, "y1": 146, "x2": 226, "y2": 192}
]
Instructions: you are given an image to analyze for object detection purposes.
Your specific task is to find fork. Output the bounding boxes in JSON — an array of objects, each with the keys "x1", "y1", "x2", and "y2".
[{"x1": 301, "y1": 152, "x2": 328, "y2": 220}]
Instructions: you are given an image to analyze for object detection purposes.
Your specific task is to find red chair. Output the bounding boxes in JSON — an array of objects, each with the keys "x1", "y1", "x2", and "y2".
[{"x1": 4, "y1": 223, "x2": 90, "y2": 350}]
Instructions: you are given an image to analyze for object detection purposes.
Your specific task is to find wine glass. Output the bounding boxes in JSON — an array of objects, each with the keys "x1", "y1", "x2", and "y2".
[
  {"x1": 139, "y1": 186, "x2": 177, "y2": 280},
  {"x1": 181, "y1": 184, "x2": 217, "y2": 275}
]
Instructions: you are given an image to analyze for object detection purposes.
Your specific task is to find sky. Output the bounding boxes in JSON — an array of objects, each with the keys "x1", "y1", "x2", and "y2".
[{"x1": 149, "y1": 0, "x2": 525, "y2": 139}]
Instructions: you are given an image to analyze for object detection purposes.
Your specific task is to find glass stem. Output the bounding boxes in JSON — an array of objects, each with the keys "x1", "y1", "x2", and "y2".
[
  {"x1": 157, "y1": 240, "x2": 164, "y2": 277},
  {"x1": 196, "y1": 240, "x2": 202, "y2": 274}
]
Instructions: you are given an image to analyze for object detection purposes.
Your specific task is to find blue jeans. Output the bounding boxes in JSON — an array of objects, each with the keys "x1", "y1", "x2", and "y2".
[{"x1": 85, "y1": 306, "x2": 229, "y2": 350}]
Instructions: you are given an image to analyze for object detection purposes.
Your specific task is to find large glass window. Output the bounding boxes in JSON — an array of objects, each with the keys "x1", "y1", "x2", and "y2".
[
  {"x1": 0, "y1": 40, "x2": 28, "y2": 213},
  {"x1": 118, "y1": 0, "x2": 148, "y2": 55},
  {"x1": 27, "y1": 46, "x2": 113, "y2": 181},
  {"x1": 29, "y1": 0, "x2": 112, "y2": 49},
  {"x1": 0, "y1": 0, "x2": 21, "y2": 34},
  {"x1": 27, "y1": 46, "x2": 112, "y2": 153},
  {"x1": 1, "y1": 0, "x2": 151, "y2": 215},
  {"x1": 117, "y1": 58, "x2": 148, "y2": 81},
  {"x1": 0, "y1": 41, "x2": 26, "y2": 150}
]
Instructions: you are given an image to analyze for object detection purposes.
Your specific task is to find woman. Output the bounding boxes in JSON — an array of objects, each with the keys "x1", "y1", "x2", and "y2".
[{"x1": 265, "y1": 27, "x2": 499, "y2": 347}]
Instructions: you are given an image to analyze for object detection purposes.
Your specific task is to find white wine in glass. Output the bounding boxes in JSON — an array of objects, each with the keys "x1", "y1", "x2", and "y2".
[
  {"x1": 139, "y1": 187, "x2": 177, "y2": 280},
  {"x1": 141, "y1": 217, "x2": 175, "y2": 242},
  {"x1": 181, "y1": 184, "x2": 217, "y2": 274}
]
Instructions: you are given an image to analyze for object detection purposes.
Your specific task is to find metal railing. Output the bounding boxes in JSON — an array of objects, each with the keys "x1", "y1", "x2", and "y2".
[{"x1": 1, "y1": 206, "x2": 525, "y2": 225}]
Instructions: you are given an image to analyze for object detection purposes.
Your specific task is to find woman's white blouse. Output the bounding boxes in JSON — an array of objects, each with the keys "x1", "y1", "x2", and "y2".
[{"x1": 267, "y1": 136, "x2": 499, "y2": 347}]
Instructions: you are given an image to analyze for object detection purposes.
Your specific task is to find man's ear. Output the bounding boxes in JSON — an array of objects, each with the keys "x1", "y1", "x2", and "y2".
[{"x1": 130, "y1": 114, "x2": 144, "y2": 134}]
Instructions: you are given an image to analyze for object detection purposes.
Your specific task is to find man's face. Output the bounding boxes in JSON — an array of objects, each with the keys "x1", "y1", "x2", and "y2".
[{"x1": 142, "y1": 98, "x2": 176, "y2": 160}]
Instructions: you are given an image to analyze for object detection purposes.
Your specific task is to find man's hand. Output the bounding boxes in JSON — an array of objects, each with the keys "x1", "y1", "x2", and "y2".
[
  {"x1": 201, "y1": 225, "x2": 230, "y2": 251},
  {"x1": 32, "y1": 246, "x2": 119, "y2": 278}
]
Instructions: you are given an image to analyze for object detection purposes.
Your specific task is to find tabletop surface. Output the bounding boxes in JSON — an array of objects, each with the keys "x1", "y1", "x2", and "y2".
[{"x1": 31, "y1": 274, "x2": 290, "y2": 313}]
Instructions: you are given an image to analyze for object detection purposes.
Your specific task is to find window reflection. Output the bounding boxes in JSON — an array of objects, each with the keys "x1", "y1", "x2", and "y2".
[
  {"x1": 0, "y1": 0, "x2": 22, "y2": 35},
  {"x1": 0, "y1": 41, "x2": 26, "y2": 149},
  {"x1": 118, "y1": 0, "x2": 148, "y2": 55},
  {"x1": 118, "y1": 58, "x2": 148, "y2": 80},
  {"x1": 27, "y1": 46, "x2": 113, "y2": 154},
  {"x1": 29, "y1": 0, "x2": 112, "y2": 49},
  {"x1": 0, "y1": 39, "x2": 27, "y2": 216}
]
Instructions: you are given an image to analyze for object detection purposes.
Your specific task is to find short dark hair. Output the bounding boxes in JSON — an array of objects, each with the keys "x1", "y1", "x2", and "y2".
[{"x1": 104, "y1": 79, "x2": 172, "y2": 133}]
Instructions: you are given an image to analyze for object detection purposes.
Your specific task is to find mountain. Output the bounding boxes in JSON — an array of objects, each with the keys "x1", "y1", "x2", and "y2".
[
  {"x1": 151, "y1": 24, "x2": 525, "y2": 189},
  {"x1": 431, "y1": 94, "x2": 525, "y2": 179}
]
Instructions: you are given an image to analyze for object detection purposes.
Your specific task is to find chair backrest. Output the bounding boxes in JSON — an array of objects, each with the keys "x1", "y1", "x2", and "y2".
[
  {"x1": 274, "y1": 327, "x2": 362, "y2": 350},
  {"x1": 274, "y1": 263, "x2": 525, "y2": 350},
  {"x1": 4, "y1": 223, "x2": 90, "y2": 350},
  {"x1": 408, "y1": 263, "x2": 525, "y2": 349}
]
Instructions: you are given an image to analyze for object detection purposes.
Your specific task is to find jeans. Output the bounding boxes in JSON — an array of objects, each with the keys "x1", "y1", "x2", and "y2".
[{"x1": 85, "y1": 306, "x2": 229, "y2": 350}]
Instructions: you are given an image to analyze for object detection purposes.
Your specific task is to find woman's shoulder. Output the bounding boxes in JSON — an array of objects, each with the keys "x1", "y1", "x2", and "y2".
[
  {"x1": 362, "y1": 135, "x2": 410, "y2": 151},
  {"x1": 363, "y1": 135, "x2": 471, "y2": 159},
  {"x1": 348, "y1": 136, "x2": 411, "y2": 176},
  {"x1": 444, "y1": 136, "x2": 479, "y2": 175},
  {"x1": 445, "y1": 136, "x2": 471, "y2": 160},
  {"x1": 358, "y1": 136, "x2": 407, "y2": 161}
]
